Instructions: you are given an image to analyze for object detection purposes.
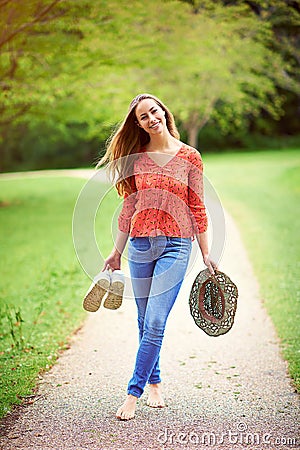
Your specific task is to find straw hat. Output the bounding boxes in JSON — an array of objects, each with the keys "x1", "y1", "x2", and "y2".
[{"x1": 189, "y1": 269, "x2": 238, "y2": 336}]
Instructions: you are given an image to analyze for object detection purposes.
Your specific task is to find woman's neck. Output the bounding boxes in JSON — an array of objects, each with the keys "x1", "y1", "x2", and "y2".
[{"x1": 147, "y1": 133, "x2": 180, "y2": 153}]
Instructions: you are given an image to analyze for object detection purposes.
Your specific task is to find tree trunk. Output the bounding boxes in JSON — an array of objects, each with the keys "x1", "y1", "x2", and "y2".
[
  {"x1": 185, "y1": 104, "x2": 216, "y2": 148},
  {"x1": 187, "y1": 123, "x2": 200, "y2": 148}
]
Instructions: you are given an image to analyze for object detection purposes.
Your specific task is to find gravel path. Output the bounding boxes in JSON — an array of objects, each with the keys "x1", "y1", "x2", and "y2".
[{"x1": 0, "y1": 171, "x2": 299, "y2": 449}]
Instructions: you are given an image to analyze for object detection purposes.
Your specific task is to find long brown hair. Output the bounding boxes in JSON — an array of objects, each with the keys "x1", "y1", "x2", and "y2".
[{"x1": 98, "y1": 93, "x2": 180, "y2": 196}]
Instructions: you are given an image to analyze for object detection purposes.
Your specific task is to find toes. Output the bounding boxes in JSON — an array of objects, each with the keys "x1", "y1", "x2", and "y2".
[
  {"x1": 117, "y1": 412, "x2": 134, "y2": 420},
  {"x1": 116, "y1": 407, "x2": 122, "y2": 419},
  {"x1": 116, "y1": 395, "x2": 137, "y2": 420},
  {"x1": 116, "y1": 407, "x2": 135, "y2": 421},
  {"x1": 146, "y1": 398, "x2": 165, "y2": 408}
]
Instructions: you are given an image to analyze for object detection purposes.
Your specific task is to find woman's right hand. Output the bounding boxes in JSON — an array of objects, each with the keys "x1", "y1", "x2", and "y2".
[{"x1": 102, "y1": 250, "x2": 121, "y2": 271}]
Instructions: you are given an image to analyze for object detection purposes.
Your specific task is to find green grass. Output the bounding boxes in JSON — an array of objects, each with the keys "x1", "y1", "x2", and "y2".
[
  {"x1": 204, "y1": 149, "x2": 300, "y2": 391},
  {"x1": 0, "y1": 148, "x2": 299, "y2": 417},
  {"x1": 0, "y1": 176, "x2": 120, "y2": 417}
]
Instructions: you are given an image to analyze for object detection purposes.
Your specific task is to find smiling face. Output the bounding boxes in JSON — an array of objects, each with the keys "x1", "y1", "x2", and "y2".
[{"x1": 135, "y1": 98, "x2": 166, "y2": 136}]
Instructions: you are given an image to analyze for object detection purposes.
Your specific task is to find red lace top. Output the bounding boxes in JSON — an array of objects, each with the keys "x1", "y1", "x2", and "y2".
[{"x1": 118, "y1": 144, "x2": 208, "y2": 237}]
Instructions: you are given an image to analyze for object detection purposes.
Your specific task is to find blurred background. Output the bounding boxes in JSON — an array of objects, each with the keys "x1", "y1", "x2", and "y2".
[{"x1": 0, "y1": 0, "x2": 299, "y2": 173}]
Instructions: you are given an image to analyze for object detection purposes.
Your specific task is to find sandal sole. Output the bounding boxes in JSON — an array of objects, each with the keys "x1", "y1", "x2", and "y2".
[
  {"x1": 103, "y1": 281, "x2": 124, "y2": 310},
  {"x1": 83, "y1": 278, "x2": 110, "y2": 312}
]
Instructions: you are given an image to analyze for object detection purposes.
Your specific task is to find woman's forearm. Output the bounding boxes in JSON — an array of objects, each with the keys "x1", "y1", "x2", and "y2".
[
  {"x1": 195, "y1": 231, "x2": 217, "y2": 274},
  {"x1": 114, "y1": 230, "x2": 129, "y2": 256},
  {"x1": 196, "y1": 231, "x2": 210, "y2": 259},
  {"x1": 103, "y1": 230, "x2": 129, "y2": 271}
]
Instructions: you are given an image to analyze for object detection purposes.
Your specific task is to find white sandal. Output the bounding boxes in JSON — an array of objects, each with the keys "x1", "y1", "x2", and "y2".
[
  {"x1": 83, "y1": 271, "x2": 111, "y2": 312},
  {"x1": 103, "y1": 270, "x2": 125, "y2": 310}
]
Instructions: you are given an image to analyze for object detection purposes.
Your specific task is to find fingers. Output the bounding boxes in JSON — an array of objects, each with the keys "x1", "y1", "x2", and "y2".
[
  {"x1": 208, "y1": 263, "x2": 215, "y2": 275},
  {"x1": 102, "y1": 260, "x2": 111, "y2": 271},
  {"x1": 102, "y1": 261, "x2": 121, "y2": 272},
  {"x1": 102, "y1": 251, "x2": 122, "y2": 272},
  {"x1": 211, "y1": 261, "x2": 218, "y2": 274},
  {"x1": 204, "y1": 257, "x2": 218, "y2": 275}
]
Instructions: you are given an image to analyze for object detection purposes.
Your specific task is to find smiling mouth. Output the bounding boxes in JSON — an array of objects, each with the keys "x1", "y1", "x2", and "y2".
[{"x1": 150, "y1": 122, "x2": 160, "y2": 128}]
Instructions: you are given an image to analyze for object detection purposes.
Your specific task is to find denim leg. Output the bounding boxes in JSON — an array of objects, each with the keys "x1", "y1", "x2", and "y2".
[
  {"x1": 136, "y1": 299, "x2": 161, "y2": 385},
  {"x1": 127, "y1": 237, "x2": 191, "y2": 398},
  {"x1": 128, "y1": 246, "x2": 161, "y2": 386}
]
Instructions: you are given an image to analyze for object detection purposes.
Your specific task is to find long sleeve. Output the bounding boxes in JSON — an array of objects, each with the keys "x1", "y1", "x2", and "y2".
[
  {"x1": 188, "y1": 151, "x2": 208, "y2": 233},
  {"x1": 118, "y1": 176, "x2": 137, "y2": 233}
]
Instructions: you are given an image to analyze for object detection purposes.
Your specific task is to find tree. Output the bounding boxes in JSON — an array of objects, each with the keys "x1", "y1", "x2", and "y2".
[
  {"x1": 182, "y1": 0, "x2": 300, "y2": 139},
  {"x1": 92, "y1": 1, "x2": 297, "y2": 147},
  {"x1": 0, "y1": 0, "x2": 114, "y2": 170},
  {"x1": 174, "y1": 2, "x2": 297, "y2": 145},
  {"x1": 74, "y1": 0, "x2": 299, "y2": 146},
  {"x1": 1, "y1": 0, "x2": 299, "y2": 171},
  {"x1": 0, "y1": 1, "x2": 65, "y2": 127}
]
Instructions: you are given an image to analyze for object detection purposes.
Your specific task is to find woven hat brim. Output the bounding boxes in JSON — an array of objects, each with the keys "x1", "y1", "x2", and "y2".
[{"x1": 189, "y1": 269, "x2": 238, "y2": 337}]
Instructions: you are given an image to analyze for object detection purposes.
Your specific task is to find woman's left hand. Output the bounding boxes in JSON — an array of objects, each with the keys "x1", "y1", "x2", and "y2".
[{"x1": 203, "y1": 256, "x2": 218, "y2": 275}]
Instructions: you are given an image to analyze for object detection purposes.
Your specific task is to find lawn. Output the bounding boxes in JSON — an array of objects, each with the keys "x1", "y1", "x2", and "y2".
[
  {"x1": 0, "y1": 176, "x2": 120, "y2": 417},
  {"x1": 0, "y1": 148, "x2": 299, "y2": 418},
  {"x1": 204, "y1": 149, "x2": 300, "y2": 391}
]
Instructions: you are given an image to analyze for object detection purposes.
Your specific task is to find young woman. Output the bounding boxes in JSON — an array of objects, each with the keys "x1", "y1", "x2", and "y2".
[{"x1": 99, "y1": 93, "x2": 217, "y2": 420}]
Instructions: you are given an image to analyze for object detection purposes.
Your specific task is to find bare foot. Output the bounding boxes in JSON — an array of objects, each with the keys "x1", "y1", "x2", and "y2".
[
  {"x1": 116, "y1": 394, "x2": 137, "y2": 420},
  {"x1": 147, "y1": 383, "x2": 165, "y2": 408}
]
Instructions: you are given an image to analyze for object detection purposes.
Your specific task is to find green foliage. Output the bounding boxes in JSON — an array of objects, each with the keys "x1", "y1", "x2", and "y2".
[
  {"x1": 0, "y1": 0, "x2": 299, "y2": 170},
  {"x1": 157, "y1": 2, "x2": 291, "y2": 143},
  {"x1": 205, "y1": 149, "x2": 300, "y2": 391}
]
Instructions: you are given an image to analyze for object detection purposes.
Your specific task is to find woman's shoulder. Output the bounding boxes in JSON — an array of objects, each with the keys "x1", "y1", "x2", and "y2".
[{"x1": 180, "y1": 143, "x2": 203, "y2": 162}]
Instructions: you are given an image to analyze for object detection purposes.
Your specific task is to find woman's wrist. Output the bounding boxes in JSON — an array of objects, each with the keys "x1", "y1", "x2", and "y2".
[
  {"x1": 112, "y1": 248, "x2": 122, "y2": 258},
  {"x1": 202, "y1": 253, "x2": 210, "y2": 262},
  {"x1": 114, "y1": 231, "x2": 129, "y2": 256}
]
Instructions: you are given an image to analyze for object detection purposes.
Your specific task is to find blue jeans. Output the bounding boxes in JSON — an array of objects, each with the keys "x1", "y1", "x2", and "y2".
[{"x1": 127, "y1": 236, "x2": 192, "y2": 398}]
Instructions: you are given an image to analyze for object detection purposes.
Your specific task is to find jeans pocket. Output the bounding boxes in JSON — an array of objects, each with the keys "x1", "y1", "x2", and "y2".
[{"x1": 129, "y1": 237, "x2": 151, "y2": 251}]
